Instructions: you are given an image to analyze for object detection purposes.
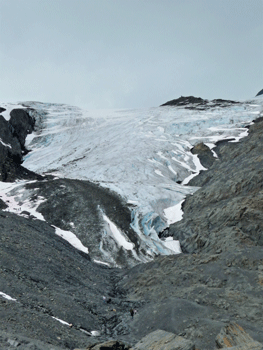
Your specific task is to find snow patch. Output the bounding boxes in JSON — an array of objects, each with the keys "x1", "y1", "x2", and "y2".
[
  {"x1": 102, "y1": 213, "x2": 134, "y2": 250},
  {"x1": 54, "y1": 227, "x2": 89, "y2": 254},
  {"x1": 163, "y1": 200, "x2": 185, "y2": 225},
  {"x1": 52, "y1": 316, "x2": 71, "y2": 326},
  {"x1": 0, "y1": 291, "x2": 17, "y2": 301},
  {"x1": 0, "y1": 139, "x2": 12, "y2": 149}
]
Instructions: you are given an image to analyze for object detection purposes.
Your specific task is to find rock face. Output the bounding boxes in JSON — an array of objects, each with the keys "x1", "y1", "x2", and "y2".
[
  {"x1": 118, "y1": 117, "x2": 263, "y2": 349},
  {"x1": 256, "y1": 89, "x2": 263, "y2": 96},
  {"x1": 23, "y1": 177, "x2": 143, "y2": 268},
  {"x1": 133, "y1": 329, "x2": 195, "y2": 350},
  {"x1": 0, "y1": 108, "x2": 42, "y2": 181},
  {"x1": 216, "y1": 322, "x2": 263, "y2": 349},
  {"x1": 84, "y1": 340, "x2": 132, "y2": 350},
  {"x1": 160, "y1": 96, "x2": 240, "y2": 109},
  {"x1": 167, "y1": 118, "x2": 263, "y2": 254},
  {"x1": 191, "y1": 142, "x2": 216, "y2": 169},
  {"x1": 9, "y1": 108, "x2": 35, "y2": 154},
  {"x1": 0, "y1": 210, "x2": 142, "y2": 349},
  {"x1": 161, "y1": 95, "x2": 209, "y2": 107}
]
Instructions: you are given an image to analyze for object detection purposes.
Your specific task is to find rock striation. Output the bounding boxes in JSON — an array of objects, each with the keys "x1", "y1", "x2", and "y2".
[
  {"x1": 133, "y1": 329, "x2": 195, "y2": 350},
  {"x1": 216, "y1": 322, "x2": 263, "y2": 349}
]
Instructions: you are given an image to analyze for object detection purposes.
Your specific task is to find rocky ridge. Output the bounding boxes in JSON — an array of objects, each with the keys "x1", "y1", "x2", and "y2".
[{"x1": 0, "y1": 99, "x2": 263, "y2": 349}]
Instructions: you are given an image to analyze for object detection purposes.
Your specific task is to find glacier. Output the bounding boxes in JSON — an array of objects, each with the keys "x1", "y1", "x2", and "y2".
[{"x1": 0, "y1": 97, "x2": 262, "y2": 266}]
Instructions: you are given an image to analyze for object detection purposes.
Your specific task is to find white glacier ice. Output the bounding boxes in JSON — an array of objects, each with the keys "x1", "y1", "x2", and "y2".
[{"x1": 1, "y1": 97, "x2": 263, "y2": 263}]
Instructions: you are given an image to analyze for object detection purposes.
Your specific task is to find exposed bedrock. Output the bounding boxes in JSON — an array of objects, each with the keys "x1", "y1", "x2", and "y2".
[
  {"x1": 9, "y1": 108, "x2": 35, "y2": 153},
  {"x1": 167, "y1": 117, "x2": 263, "y2": 254},
  {"x1": 119, "y1": 247, "x2": 263, "y2": 349},
  {"x1": 191, "y1": 142, "x2": 216, "y2": 169},
  {"x1": 23, "y1": 177, "x2": 146, "y2": 268},
  {"x1": 256, "y1": 88, "x2": 263, "y2": 96},
  {"x1": 0, "y1": 108, "x2": 42, "y2": 181},
  {"x1": 0, "y1": 210, "x2": 140, "y2": 349},
  {"x1": 160, "y1": 95, "x2": 240, "y2": 109}
]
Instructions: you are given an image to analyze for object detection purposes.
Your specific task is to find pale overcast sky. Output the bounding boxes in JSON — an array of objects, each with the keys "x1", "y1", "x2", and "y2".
[{"x1": 0, "y1": 0, "x2": 262, "y2": 109}]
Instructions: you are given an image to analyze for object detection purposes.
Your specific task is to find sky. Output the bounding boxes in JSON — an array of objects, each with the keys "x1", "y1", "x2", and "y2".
[{"x1": 0, "y1": 0, "x2": 262, "y2": 109}]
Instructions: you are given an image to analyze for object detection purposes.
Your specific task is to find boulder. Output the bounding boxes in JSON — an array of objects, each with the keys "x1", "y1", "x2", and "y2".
[
  {"x1": 74, "y1": 340, "x2": 132, "y2": 350},
  {"x1": 133, "y1": 329, "x2": 195, "y2": 350},
  {"x1": 191, "y1": 142, "x2": 216, "y2": 169},
  {"x1": 216, "y1": 322, "x2": 263, "y2": 349}
]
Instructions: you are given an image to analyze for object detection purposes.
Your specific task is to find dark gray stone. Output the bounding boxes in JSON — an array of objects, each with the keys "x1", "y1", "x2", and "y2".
[
  {"x1": 216, "y1": 322, "x2": 263, "y2": 349},
  {"x1": 9, "y1": 108, "x2": 35, "y2": 152},
  {"x1": 0, "y1": 109, "x2": 43, "y2": 181},
  {"x1": 133, "y1": 329, "x2": 194, "y2": 350},
  {"x1": 169, "y1": 119, "x2": 263, "y2": 254},
  {"x1": 256, "y1": 89, "x2": 263, "y2": 96},
  {"x1": 191, "y1": 142, "x2": 216, "y2": 169}
]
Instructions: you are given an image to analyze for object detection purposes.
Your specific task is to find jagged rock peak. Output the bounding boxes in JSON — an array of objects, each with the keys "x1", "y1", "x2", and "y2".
[
  {"x1": 256, "y1": 88, "x2": 263, "y2": 96},
  {"x1": 160, "y1": 95, "x2": 208, "y2": 106},
  {"x1": 160, "y1": 96, "x2": 239, "y2": 109}
]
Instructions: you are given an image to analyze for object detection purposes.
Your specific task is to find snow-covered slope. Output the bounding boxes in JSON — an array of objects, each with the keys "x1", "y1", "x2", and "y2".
[{"x1": 0, "y1": 97, "x2": 262, "y2": 266}]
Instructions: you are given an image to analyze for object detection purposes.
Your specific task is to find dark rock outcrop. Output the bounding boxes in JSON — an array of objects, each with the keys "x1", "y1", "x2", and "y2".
[
  {"x1": 256, "y1": 89, "x2": 263, "y2": 96},
  {"x1": 9, "y1": 108, "x2": 35, "y2": 154},
  {"x1": 216, "y1": 322, "x2": 263, "y2": 349},
  {"x1": 0, "y1": 108, "x2": 42, "y2": 181},
  {"x1": 119, "y1": 248, "x2": 263, "y2": 349},
  {"x1": 81, "y1": 340, "x2": 132, "y2": 349},
  {"x1": 168, "y1": 118, "x2": 263, "y2": 254},
  {"x1": 160, "y1": 96, "x2": 240, "y2": 109},
  {"x1": 0, "y1": 107, "x2": 6, "y2": 113},
  {"x1": 161, "y1": 96, "x2": 208, "y2": 107},
  {"x1": 22, "y1": 177, "x2": 142, "y2": 268},
  {"x1": 133, "y1": 329, "x2": 195, "y2": 350},
  {"x1": 191, "y1": 142, "x2": 216, "y2": 169}
]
